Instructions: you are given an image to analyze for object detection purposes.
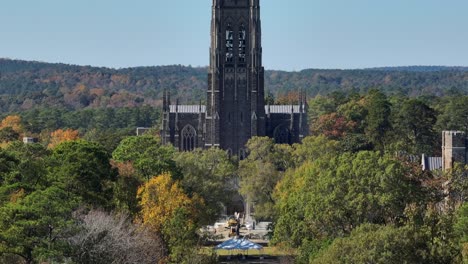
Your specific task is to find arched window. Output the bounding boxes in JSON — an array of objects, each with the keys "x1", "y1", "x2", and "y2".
[
  {"x1": 239, "y1": 148, "x2": 246, "y2": 160},
  {"x1": 225, "y1": 24, "x2": 234, "y2": 63},
  {"x1": 274, "y1": 125, "x2": 290, "y2": 144},
  {"x1": 226, "y1": 148, "x2": 233, "y2": 157},
  {"x1": 238, "y1": 24, "x2": 246, "y2": 63},
  {"x1": 181, "y1": 125, "x2": 197, "y2": 152}
]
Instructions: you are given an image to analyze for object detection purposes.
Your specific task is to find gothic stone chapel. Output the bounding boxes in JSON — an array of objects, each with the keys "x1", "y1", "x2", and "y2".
[{"x1": 161, "y1": 0, "x2": 308, "y2": 156}]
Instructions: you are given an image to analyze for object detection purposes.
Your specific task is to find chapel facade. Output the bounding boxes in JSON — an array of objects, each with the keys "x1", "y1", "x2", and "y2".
[{"x1": 161, "y1": 0, "x2": 308, "y2": 156}]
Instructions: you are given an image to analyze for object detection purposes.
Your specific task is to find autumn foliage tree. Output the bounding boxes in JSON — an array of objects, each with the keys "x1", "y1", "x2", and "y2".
[
  {"x1": 312, "y1": 112, "x2": 357, "y2": 139},
  {"x1": 137, "y1": 173, "x2": 203, "y2": 262},
  {"x1": 138, "y1": 173, "x2": 200, "y2": 233},
  {"x1": 0, "y1": 115, "x2": 23, "y2": 143},
  {"x1": 0, "y1": 115, "x2": 23, "y2": 133},
  {"x1": 48, "y1": 129, "x2": 80, "y2": 149}
]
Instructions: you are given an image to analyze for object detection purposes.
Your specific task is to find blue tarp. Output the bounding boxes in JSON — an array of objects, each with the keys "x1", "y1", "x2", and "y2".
[{"x1": 215, "y1": 238, "x2": 263, "y2": 251}]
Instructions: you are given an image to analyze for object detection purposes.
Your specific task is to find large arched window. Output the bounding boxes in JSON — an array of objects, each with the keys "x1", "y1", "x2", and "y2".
[
  {"x1": 225, "y1": 24, "x2": 234, "y2": 63},
  {"x1": 274, "y1": 125, "x2": 290, "y2": 144},
  {"x1": 181, "y1": 125, "x2": 197, "y2": 152},
  {"x1": 238, "y1": 24, "x2": 246, "y2": 63}
]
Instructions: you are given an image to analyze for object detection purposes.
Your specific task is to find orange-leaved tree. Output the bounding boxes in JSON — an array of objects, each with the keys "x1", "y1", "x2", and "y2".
[
  {"x1": 0, "y1": 115, "x2": 23, "y2": 133},
  {"x1": 48, "y1": 129, "x2": 80, "y2": 149},
  {"x1": 312, "y1": 112, "x2": 357, "y2": 139}
]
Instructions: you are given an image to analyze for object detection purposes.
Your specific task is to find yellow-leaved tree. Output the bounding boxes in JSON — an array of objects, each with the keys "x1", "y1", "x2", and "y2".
[
  {"x1": 137, "y1": 173, "x2": 200, "y2": 233},
  {"x1": 0, "y1": 115, "x2": 24, "y2": 146},
  {"x1": 48, "y1": 129, "x2": 80, "y2": 149},
  {"x1": 0, "y1": 115, "x2": 23, "y2": 133},
  {"x1": 137, "y1": 173, "x2": 204, "y2": 262}
]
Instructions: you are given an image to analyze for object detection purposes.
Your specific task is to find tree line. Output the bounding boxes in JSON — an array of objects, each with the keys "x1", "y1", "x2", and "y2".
[{"x1": 1, "y1": 58, "x2": 468, "y2": 113}]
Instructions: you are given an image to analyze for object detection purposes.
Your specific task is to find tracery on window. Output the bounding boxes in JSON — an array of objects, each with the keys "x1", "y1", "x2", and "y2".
[
  {"x1": 181, "y1": 125, "x2": 197, "y2": 152},
  {"x1": 238, "y1": 24, "x2": 246, "y2": 63},
  {"x1": 225, "y1": 24, "x2": 234, "y2": 63}
]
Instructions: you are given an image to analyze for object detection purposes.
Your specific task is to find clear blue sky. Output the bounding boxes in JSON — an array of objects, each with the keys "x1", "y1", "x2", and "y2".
[{"x1": 1, "y1": 0, "x2": 467, "y2": 70}]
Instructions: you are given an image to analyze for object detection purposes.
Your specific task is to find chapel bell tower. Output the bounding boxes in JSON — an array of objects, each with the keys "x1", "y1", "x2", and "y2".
[{"x1": 205, "y1": 0, "x2": 266, "y2": 158}]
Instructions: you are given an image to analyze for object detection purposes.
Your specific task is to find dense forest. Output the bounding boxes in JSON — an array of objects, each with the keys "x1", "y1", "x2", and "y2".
[
  {"x1": 1, "y1": 59, "x2": 468, "y2": 114},
  {"x1": 0, "y1": 59, "x2": 467, "y2": 263}
]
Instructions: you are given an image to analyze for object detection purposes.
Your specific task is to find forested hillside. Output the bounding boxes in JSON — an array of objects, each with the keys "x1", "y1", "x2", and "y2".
[{"x1": 1, "y1": 59, "x2": 468, "y2": 114}]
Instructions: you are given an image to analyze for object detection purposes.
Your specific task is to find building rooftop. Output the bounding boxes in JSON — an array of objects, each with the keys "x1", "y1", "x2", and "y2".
[
  {"x1": 169, "y1": 105, "x2": 206, "y2": 113},
  {"x1": 422, "y1": 154, "x2": 443, "y2": 171},
  {"x1": 266, "y1": 105, "x2": 305, "y2": 114},
  {"x1": 169, "y1": 105, "x2": 305, "y2": 114}
]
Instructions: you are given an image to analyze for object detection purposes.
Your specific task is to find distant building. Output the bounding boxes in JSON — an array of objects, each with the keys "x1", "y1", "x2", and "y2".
[
  {"x1": 22, "y1": 137, "x2": 38, "y2": 144},
  {"x1": 136, "y1": 127, "x2": 151, "y2": 136},
  {"x1": 421, "y1": 154, "x2": 442, "y2": 171},
  {"x1": 442, "y1": 131, "x2": 467, "y2": 170},
  {"x1": 422, "y1": 131, "x2": 467, "y2": 171},
  {"x1": 160, "y1": 0, "x2": 308, "y2": 157}
]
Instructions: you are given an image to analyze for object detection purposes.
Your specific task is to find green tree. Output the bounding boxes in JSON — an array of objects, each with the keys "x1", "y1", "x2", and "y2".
[
  {"x1": 340, "y1": 133, "x2": 374, "y2": 153},
  {"x1": 0, "y1": 127, "x2": 20, "y2": 143},
  {"x1": 308, "y1": 95, "x2": 338, "y2": 133},
  {"x1": 436, "y1": 96, "x2": 468, "y2": 133},
  {"x1": 364, "y1": 89, "x2": 392, "y2": 151},
  {"x1": 0, "y1": 149, "x2": 19, "y2": 186},
  {"x1": 394, "y1": 99, "x2": 437, "y2": 155},
  {"x1": 337, "y1": 95, "x2": 367, "y2": 133},
  {"x1": 112, "y1": 161, "x2": 142, "y2": 216},
  {"x1": 112, "y1": 135, "x2": 177, "y2": 180},
  {"x1": 310, "y1": 224, "x2": 424, "y2": 264},
  {"x1": 455, "y1": 203, "x2": 468, "y2": 262},
  {"x1": 291, "y1": 135, "x2": 339, "y2": 166},
  {"x1": 49, "y1": 140, "x2": 117, "y2": 208},
  {"x1": 239, "y1": 137, "x2": 293, "y2": 220},
  {"x1": 83, "y1": 128, "x2": 132, "y2": 154},
  {"x1": 3, "y1": 142, "x2": 50, "y2": 194},
  {"x1": 0, "y1": 187, "x2": 78, "y2": 264},
  {"x1": 456, "y1": 203, "x2": 468, "y2": 243},
  {"x1": 174, "y1": 148, "x2": 237, "y2": 224},
  {"x1": 274, "y1": 151, "x2": 416, "y2": 247},
  {"x1": 0, "y1": 149, "x2": 20, "y2": 205}
]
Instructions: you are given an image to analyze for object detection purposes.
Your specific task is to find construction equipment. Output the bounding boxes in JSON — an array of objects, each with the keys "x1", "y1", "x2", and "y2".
[{"x1": 227, "y1": 216, "x2": 240, "y2": 237}]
